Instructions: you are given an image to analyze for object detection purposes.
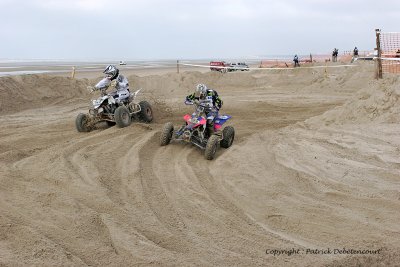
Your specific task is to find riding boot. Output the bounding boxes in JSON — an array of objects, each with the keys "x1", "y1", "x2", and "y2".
[{"x1": 207, "y1": 125, "x2": 214, "y2": 137}]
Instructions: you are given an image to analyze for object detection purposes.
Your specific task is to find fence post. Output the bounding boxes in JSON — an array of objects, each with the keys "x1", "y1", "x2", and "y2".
[
  {"x1": 177, "y1": 60, "x2": 180, "y2": 74},
  {"x1": 71, "y1": 66, "x2": 76, "y2": 78},
  {"x1": 375, "y1": 29, "x2": 383, "y2": 79}
]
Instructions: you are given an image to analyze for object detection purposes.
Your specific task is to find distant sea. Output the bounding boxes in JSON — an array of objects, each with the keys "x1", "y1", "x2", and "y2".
[
  {"x1": 0, "y1": 56, "x2": 316, "y2": 76},
  {"x1": 0, "y1": 60, "x2": 177, "y2": 77}
]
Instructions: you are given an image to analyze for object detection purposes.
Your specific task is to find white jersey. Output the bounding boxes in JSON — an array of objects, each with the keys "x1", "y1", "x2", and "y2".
[
  {"x1": 95, "y1": 74, "x2": 130, "y2": 102},
  {"x1": 200, "y1": 95, "x2": 214, "y2": 109}
]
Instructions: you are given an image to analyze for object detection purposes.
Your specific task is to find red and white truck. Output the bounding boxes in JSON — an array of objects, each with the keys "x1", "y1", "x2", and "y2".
[{"x1": 210, "y1": 61, "x2": 228, "y2": 73}]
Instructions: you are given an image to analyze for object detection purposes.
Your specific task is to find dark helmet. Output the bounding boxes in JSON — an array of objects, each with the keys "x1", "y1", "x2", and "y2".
[{"x1": 103, "y1": 65, "x2": 119, "y2": 80}]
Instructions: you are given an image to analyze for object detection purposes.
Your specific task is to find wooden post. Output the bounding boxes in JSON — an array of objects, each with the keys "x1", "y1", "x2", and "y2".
[
  {"x1": 310, "y1": 53, "x2": 312, "y2": 63},
  {"x1": 177, "y1": 60, "x2": 180, "y2": 74},
  {"x1": 71, "y1": 66, "x2": 76, "y2": 78},
  {"x1": 375, "y1": 29, "x2": 383, "y2": 79}
]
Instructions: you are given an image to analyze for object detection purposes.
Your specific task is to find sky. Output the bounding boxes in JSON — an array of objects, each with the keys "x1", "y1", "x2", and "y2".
[{"x1": 1, "y1": 0, "x2": 399, "y2": 60}]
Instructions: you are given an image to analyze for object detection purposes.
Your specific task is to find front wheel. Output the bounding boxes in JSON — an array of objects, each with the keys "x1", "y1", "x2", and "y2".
[
  {"x1": 114, "y1": 106, "x2": 131, "y2": 128},
  {"x1": 220, "y1": 126, "x2": 235, "y2": 148},
  {"x1": 138, "y1": 101, "x2": 153, "y2": 123},
  {"x1": 205, "y1": 135, "x2": 219, "y2": 160},
  {"x1": 75, "y1": 113, "x2": 91, "y2": 132},
  {"x1": 160, "y1": 122, "x2": 174, "y2": 146}
]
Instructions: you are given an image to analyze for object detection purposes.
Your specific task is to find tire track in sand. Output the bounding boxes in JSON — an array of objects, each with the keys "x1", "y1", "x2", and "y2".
[{"x1": 133, "y1": 131, "x2": 306, "y2": 266}]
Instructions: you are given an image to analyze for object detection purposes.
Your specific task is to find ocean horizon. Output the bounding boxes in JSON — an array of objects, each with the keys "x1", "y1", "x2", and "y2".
[{"x1": 0, "y1": 53, "x2": 348, "y2": 77}]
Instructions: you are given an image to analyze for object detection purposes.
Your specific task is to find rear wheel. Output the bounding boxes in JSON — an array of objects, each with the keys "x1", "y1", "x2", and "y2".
[
  {"x1": 160, "y1": 122, "x2": 174, "y2": 146},
  {"x1": 114, "y1": 106, "x2": 131, "y2": 128},
  {"x1": 205, "y1": 135, "x2": 219, "y2": 160},
  {"x1": 138, "y1": 101, "x2": 153, "y2": 123},
  {"x1": 220, "y1": 126, "x2": 235, "y2": 148},
  {"x1": 75, "y1": 113, "x2": 90, "y2": 132}
]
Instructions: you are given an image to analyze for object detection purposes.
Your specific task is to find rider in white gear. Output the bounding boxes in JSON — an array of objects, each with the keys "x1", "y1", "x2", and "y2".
[{"x1": 94, "y1": 65, "x2": 131, "y2": 103}]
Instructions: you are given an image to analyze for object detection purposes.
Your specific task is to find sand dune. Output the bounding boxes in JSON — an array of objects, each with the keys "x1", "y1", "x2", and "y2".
[{"x1": 0, "y1": 63, "x2": 399, "y2": 266}]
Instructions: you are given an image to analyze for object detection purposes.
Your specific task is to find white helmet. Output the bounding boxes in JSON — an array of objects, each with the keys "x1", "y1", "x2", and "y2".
[
  {"x1": 195, "y1": 83, "x2": 207, "y2": 98},
  {"x1": 103, "y1": 65, "x2": 119, "y2": 80}
]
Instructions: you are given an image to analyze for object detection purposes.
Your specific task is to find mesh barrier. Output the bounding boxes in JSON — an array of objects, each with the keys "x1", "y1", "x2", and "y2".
[
  {"x1": 259, "y1": 54, "x2": 355, "y2": 68},
  {"x1": 382, "y1": 59, "x2": 400, "y2": 74},
  {"x1": 379, "y1": 32, "x2": 400, "y2": 74},
  {"x1": 259, "y1": 55, "x2": 330, "y2": 68},
  {"x1": 380, "y1": 32, "x2": 400, "y2": 56},
  {"x1": 259, "y1": 60, "x2": 290, "y2": 68}
]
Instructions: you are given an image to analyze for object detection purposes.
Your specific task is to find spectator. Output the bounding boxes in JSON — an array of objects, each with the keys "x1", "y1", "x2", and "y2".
[
  {"x1": 293, "y1": 55, "x2": 300, "y2": 67},
  {"x1": 351, "y1": 47, "x2": 359, "y2": 63},
  {"x1": 353, "y1": 47, "x2": 359, "y2": 57},
  {"x1": 332, "y1": 48, "x2": 338, "y2": 62},
  {"x1": 396, "y1": 49, "x2": 400, "y2": 58}
]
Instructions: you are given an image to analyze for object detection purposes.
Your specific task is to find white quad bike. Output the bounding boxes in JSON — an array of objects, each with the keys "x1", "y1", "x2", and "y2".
[{"x1": 75, "y1": 85, "x2": 153, "y2": 132}]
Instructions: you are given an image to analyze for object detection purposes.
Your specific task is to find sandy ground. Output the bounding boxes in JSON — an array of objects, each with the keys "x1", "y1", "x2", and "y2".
[{"x1": 0, "y1": 62, "x2": 399, "y2": 266}]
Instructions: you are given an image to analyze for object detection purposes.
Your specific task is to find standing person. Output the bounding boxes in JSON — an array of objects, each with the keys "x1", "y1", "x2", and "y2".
[
  {"x1": 293, "y1": 55, "x2": 300, "y2": 67},
  {"x1": 351, "y1": 47, "x2": 359, "y2": 63},
  {"x1": 185, "y1": 83, "x2": 223, "y2": 136},
  {"x1": 395, "y1": 49, "x2": 400, "y2": 58},
  {"x1": 332, "y1": 48, "x2": 338, "y2": 62},
  {"x1": 353, "y1": 47, "x2": 359, "y2": 57},
  {"x1": 93, "y1": 65, "x2": 131, "y2": 103}
]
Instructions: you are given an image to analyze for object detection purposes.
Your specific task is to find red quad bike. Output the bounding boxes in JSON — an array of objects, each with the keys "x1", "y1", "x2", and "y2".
[{"x1": 160, "y1": 103, "x2": 235, "y2": 160}]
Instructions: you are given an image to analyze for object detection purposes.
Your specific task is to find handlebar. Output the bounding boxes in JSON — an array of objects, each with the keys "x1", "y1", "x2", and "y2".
[{"x1": 185, "y1": 100, "x2": 210, "y2": 108}]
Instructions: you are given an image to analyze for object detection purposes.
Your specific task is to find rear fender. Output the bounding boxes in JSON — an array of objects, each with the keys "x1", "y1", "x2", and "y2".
[
  {"x1": 214, "y1": 124, "x2": 222, "y2": 131},
  {"x1": 214, "y1": 114, "x2": 232, "y2": 130}
]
